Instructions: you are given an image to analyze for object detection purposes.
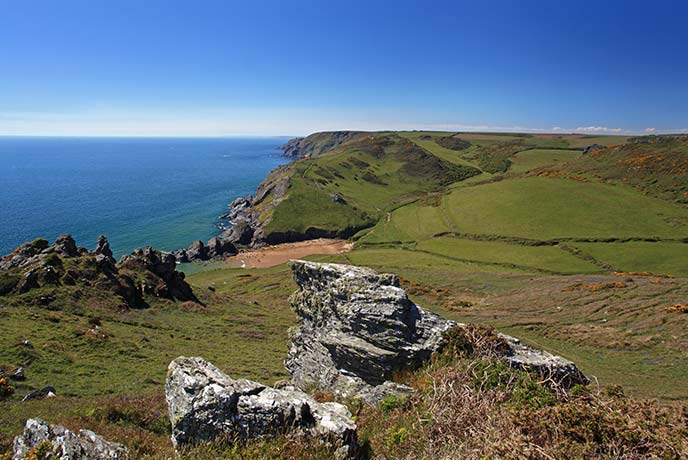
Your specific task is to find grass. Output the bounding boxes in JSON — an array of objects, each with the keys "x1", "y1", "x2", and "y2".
[
  {"x1": 509, "y1": 148, "x2": 580, "y2": 174},
  {"x1": 416, "y1": 237, "x2": 602, "y2": 274},
  {"x1": 442, "y1": 176, "x2": 688, "y2": 240},
  {"x1": 573, "y1": 241, "x2": 688, "y2": 276}
]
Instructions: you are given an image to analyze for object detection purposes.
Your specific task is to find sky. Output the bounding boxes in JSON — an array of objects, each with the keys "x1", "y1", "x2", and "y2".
[{"x1": 1, "y1": 0, "x2": 687, "y2": 137}]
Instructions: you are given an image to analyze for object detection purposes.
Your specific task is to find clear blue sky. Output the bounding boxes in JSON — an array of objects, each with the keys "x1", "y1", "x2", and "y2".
[{"x1": 1, "y1": 0, "x2": 687, "y2": 136}]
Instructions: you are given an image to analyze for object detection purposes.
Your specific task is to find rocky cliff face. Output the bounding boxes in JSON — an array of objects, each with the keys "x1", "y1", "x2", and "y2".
[
  {"x1": 218, "y1": 163, "x2": 293, "y2": 247},
  {"x1": 280, "y1": 131, "x2": 366, "y2": 159},
  {"x1": 285, "y1": 260, "x2": 589, "y2": 404},
  {"x1": 165, "y1": 356, "x2": 358, "y2": 458}
]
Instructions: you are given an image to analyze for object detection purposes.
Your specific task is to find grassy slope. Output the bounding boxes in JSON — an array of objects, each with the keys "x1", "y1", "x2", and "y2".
[
  {"x1": 262, "y1": 134, "x2": 480, "y2": 238},
  {"x1": 441, "y1": 176, "x2": 688, "y2": 240},
  {"x1": 572, "y1": 241, "x2": 688, "y2": 276}
]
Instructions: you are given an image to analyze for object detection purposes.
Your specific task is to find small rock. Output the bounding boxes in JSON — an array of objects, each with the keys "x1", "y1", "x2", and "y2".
[
  {"x1": 10, "y1": 367, "x2": 25, "y2": 381},
  {"x1": 22, "y1": 386, "x2": 56, "y2": 402},
  {"x1": 12, "y1": 418, "x2": 129, "y2": 459}
]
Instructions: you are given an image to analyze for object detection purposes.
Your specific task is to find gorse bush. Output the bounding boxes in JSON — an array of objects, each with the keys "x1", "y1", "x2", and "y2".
[{"x1": 0, "y1": 377, "x2": 14, "y2": 400}]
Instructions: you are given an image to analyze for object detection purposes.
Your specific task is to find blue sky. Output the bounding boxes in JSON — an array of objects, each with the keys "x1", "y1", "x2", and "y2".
[{"x1": 1, "y1": 0, "x2": 687, "y2": 136}]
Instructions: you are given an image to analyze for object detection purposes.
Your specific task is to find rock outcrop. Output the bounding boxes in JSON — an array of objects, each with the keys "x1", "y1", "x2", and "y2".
[
  {"x1": 285, "y1": 261, "x2": 589, "y2": 404},
  {"x1": 0, "y1": 235, "x2": 197, "y2": 307},
  {"x1": 13, "y1": 418, "x2": 129, "y2": 460},
  {"x1": 170, "y1": 237, "x2": 237, "y2": 263},
  {"x1": 218, "y1": 164, "x2": 292, "y2": 247},
  {"x1": 119, "y1": 247, "x2": 197, "y2": 302},
  {"x1": 166, "y1": 356, "x2": 358, "y2": 458},
  {"x1": 499, "y1": 333, "x2": 589, "y2": 387},
  {"x1": 285, "y1": 260, "x2": 455, "y2": 404},
  {"x1": 279, "y1": 131, "x2": 365, "y2": 159}
]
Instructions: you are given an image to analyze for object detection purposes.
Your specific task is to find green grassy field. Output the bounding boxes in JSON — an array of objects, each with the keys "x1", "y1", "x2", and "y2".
[
  {"x1": 441, "y1": 176, "x2": 688, "y2": 240},
  {"x1": 416, "y1": 237, "x2": 601, "y2": 274},
  {"x1": 509, "y1": 148, "x2": 580, "y2": 173},
  {"x1": 572, "y1": 241, "x2": 688, "y2": 276}
]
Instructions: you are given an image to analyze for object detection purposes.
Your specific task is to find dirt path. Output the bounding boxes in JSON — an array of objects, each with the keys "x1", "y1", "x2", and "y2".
[{"x1": 226, "y1": 238, "x2": 353, "y2": 269}]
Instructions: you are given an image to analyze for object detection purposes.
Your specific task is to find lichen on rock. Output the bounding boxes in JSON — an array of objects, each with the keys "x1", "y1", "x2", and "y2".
[{"x1": 165, "y1": 356, "x2": 359, "y2": 458}]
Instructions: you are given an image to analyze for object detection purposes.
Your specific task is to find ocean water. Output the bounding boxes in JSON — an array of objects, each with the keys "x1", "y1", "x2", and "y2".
[{"x1": 0, "y1": 136, "x2": 290, "y2": 258}]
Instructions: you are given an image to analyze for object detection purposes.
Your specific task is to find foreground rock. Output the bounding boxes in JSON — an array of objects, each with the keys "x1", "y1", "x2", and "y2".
[
  {"x1": 285, "y1": 260, "x2": 589, "y2": 404},
  {"x1": 13, "y1": 418, "x2": 129, "y2": 460},
  {"x1": 166, "y1": 356, "x2": 358, "y2": 458},
  {"x1": 286, "y1": 260, "x2": 456, "y2": 404}
]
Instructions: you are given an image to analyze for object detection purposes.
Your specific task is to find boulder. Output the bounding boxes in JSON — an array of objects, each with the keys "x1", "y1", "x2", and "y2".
[
  {"x1": 171, "y1": 237, "x2": 237, "y2": 263},
  {"x1": 166, "y1": 356, "x2": 358, "y2": 458},
  {"x1": 285, "y1": 261, "x2": 590, "y2": 403},
  {"x1": 53, "y1": 235, "x2": 79, "y2": 258},
  {"x1": 119, "y1": 247, "x2": 196, "y2": 302},
  {"x1": 285, "y1": 260, "x2": 455, "y2": 404},
  {"x1": 206, "y1": 237, "x2": 237, "y2": 259},
  {"x1": 93, "y1": 235, "x2": 114, "y2": 259},
  {"x1": 500, "y1": 334, "x2": 589, "y2": 387},
  {"x1": 12, "y1": 418, "x2": 129, "y2": 460},
  {"x1": 10, "y1": 367, "x2": 25, "y2": 381}
]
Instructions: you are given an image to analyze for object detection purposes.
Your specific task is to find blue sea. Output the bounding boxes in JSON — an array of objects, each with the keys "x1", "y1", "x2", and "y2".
[{"x1": 0, "y1": 137, "x2": 290, "y2": 258}]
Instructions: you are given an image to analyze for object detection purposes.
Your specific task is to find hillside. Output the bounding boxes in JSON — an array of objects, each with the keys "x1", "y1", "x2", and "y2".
[
  {"x1": 540, "y1": 134, "x2": 688, "y2": 205},
  {"x1": 3, "y1": 130, "x2": 688, "y2": 459},
  {"x1": 225, "y1": 133, "x2": 480, "y2": 246},
  {"x1": 279, "y1": 131, "x2": 367, "y2": 159}
]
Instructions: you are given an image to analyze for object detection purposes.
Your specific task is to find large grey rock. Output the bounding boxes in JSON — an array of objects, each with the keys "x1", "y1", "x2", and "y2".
[
  {"x1": 166, "y1": 356, "x2": 358, "y2": 458},
  {"x1": 286, "y1": 261, "x2": 589, "y2": 403},
  {"x1": 13, "y1": 418, "x2": 129, "y2": 460},
  {"x1": 285, "y1": 260, "x2": 455, "y2": 404}
]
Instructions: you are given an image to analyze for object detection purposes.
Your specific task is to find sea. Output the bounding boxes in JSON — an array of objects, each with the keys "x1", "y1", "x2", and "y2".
[{"x1": 0, "y1": 136, "x2": 290, "y2": 258}]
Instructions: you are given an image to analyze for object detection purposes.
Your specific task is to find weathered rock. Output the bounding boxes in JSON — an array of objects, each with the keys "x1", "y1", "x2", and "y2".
[
  {"x1": 207, "y1": 237, "x2": 237, "y2": 259},
  {"x1": 166, "y1": 356, "x2": 358, "y2": 458},
  {"x1": 119, "y1": 247, "x2": 196, "y2": 302},
  {"x1": 285, "y1": 260, "x2": 455, "y2": 404},
  {"x1": 53, "y1": 234, "x2": 79, "y2": 258},
  {"x1": 286, "y1": 261, "x2": 590, "y2": 403},
  {"x1": 17, "y1": 270, "x2": 39, "y2": 293},
  {"x1": 499, "y1": 333, "x2": 589, "y2": 387},
  {"x1": 583, "y1": 143, "x2": 605, "y2": 154},
  {"x1": 12, "y1": 418, "x2": 129, "y2": 460},
  {"x1": 10, "y1": 367, "x2": 25, "y2": 381},
  {"x1": 171, "y1": 237, "x2": 237, "y2": 263},
  {"x1": 22, "y1": 386, "x2": 57, "y2": 402},
  {"x1": 93, "y1": 235, "x2": 114, "y2": 259}
]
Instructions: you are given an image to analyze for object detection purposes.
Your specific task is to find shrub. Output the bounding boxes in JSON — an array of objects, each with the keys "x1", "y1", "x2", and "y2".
[
  {"x1": 437, "y1": 324, "x2": 510, "y2": 361},
  {"x1": 0, "y1": 274, "x2": 19, "y2": 295},
  {"x1": 30, "y1": 238, "x2": 49, "y2": 250},
  {"x1": 43, "y1": 253, "x2": 62, "y2": 267},
  {"x1": 0, "y1": 376, "x2": 15, "y2": 400}
]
